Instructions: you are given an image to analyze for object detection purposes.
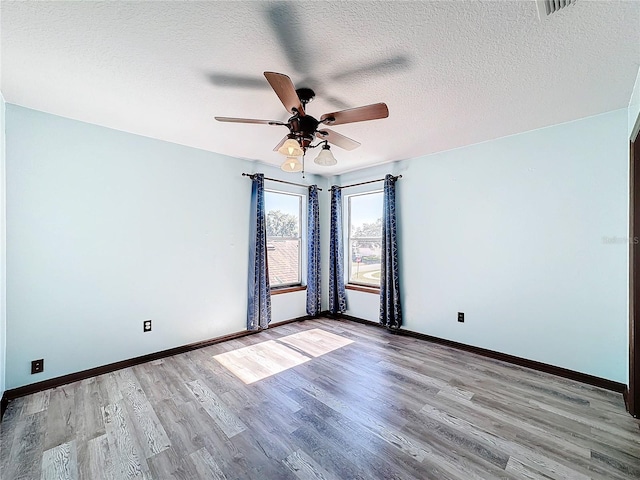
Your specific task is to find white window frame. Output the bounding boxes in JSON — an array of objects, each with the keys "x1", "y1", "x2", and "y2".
[{"x1": 265, "y1": 189, "x2": 304, "y2": 288}]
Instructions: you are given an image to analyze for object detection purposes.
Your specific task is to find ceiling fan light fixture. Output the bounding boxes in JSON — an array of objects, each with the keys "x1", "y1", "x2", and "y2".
[
  {"x1": 281, "y1": 156, "x2": 303, "y2": 173},
  {"x1": 278, "y1": 137, "x2": 304, "y2": 157},
  {"x1": 314, "y1": 144, "x2": 337, "y2": 166}
]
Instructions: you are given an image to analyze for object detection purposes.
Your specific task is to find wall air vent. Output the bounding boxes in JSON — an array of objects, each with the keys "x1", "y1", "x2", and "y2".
[{"x1": 537, "y1": 0, "x2": 578, "y2": 18}]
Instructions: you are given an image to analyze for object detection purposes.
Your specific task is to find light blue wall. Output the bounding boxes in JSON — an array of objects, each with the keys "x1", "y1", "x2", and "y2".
[
  {"x1": 4, "y1": 103, "x2": 631, "y2": 389},
  {"x1": 5, "y1": 105, "x2": 321, "y2": 389},
  {"x1": 629, "y1": 65, "x2": 640, "y2": 139},
  {"x1": 318, "y1": 179, "x2": 331, "y2": 313},
  {"x1": 340, "y1": 109, "x2": 630, "y2": 383},
  {"x1": 0, "y1": 93, "x2": 6, "y2": 398}
]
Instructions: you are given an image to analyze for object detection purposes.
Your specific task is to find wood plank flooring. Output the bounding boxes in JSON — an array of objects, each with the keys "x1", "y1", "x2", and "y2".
[{"x1": 1, "y1": 318, "x2": 639, "y2": 479}]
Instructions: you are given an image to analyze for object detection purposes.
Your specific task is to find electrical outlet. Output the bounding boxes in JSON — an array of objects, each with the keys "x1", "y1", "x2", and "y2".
[
  {"x1": 143, "y1": 320, "x2": 152, "y2": 332},
  {"x1": 458, "y1": 312, "x2": 465, "y2": 323},
  {"x1": 31, "y1": 359, "x2": 44, "y2": 374}
]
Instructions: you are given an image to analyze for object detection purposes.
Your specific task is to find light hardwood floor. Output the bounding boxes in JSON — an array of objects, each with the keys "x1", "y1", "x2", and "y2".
[{"x1": 1, "y1": 318, "x2": 639, "y2": 479}]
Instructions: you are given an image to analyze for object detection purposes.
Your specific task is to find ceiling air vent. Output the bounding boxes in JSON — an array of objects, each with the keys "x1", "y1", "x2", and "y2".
[{"x1": 537, "y1": 0, "x2": 578, "y2": 18}]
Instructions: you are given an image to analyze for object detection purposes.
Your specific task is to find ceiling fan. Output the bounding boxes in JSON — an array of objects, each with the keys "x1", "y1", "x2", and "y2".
[{"x1": 215, "y1": 71, "x2": 389, "y2": 170}]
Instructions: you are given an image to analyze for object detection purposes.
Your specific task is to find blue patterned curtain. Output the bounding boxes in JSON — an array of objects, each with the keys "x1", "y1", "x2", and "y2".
[
  {"x1": 306, "y1": 185, "x2": 322, "y2": 315},
  {"x1": 329, "y1": 186, "x2": 347, "y2": 314},
  {"x1": 247, "y1": 174, "x2": 271, "y2": 330},
  {"x1": 380, "y1": 174, "x2": 402, "y2": 329}
]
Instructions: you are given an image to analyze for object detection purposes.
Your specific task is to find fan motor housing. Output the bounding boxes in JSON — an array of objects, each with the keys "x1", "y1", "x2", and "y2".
[{"x1": 290, "y1": 115, "x2": 319, "y2": 146}]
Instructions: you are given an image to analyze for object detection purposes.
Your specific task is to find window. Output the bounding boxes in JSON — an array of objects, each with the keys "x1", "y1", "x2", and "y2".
[
  {"x1": 348, "y1": 191, "x2": 383, "y2": 287},
  {"x1": 265, "y1": 190, "x2": 302, "y2": 287}
]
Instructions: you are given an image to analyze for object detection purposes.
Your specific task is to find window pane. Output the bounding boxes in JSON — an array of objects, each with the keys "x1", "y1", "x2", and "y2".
[
  {"x1": 349, "y1": 192, "x2": 382, "y2": 286},
  {"x1": 267, "y1": 239, "x2": 300, "y2": 286},
  {"x1": 265, "y1": 191, "x2": 301, "y2": 286}
]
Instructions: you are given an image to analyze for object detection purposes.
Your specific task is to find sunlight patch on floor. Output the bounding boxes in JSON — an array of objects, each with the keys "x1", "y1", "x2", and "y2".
[
  {"x1": 278, "y1": 328, "x2": 354, "y2": 357},
  {"x1": 213, "y1": 340, "x2": 310, "y2": 384},
  {"x1": 213, "y1": 328, "x2": 354, "y2": 384}
]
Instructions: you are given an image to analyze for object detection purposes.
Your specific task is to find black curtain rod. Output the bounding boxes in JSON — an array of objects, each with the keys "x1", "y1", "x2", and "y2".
[
  {"x1": 242, "y1": 173, "x2": 322, "y2": 191},
  {"x1": 337, "y1": 175, "x2": 402, "y2": 190}
]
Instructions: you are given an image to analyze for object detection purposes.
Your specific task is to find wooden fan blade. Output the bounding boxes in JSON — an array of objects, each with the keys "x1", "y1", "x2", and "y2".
[
  {"x1": 266, "y1": 4, "x2": 310, "y2": 74},
  {"x1": 264, "y1": 72, "x2": 305, "y2": 116},
  {"x1": 331, "y1": 55, "x2": 410, "y2": 81},
  {"x1": 316, "y1": 129, "x2": 361, "y2": 151},
  {"x1": 273, "y1": 135, "x2": 290, "y2": 152},
  {"x1": 320, "y1": 103, "x2": 388, "y2": 126},
  {"x1": 207, "y1": 73, "x2": 269, "y2": 89},
  {"x1": 215, "y1": 117, "x2": 286, "y2": 126}
]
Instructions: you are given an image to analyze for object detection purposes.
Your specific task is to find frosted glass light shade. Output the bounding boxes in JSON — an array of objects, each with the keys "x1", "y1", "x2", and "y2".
[
  {"x1": 281, "y1": 156, "x2": 303, "y2": 172},
  {"x1": 278, "y1": 138, "x2": 304, "y2": 157},
  {"x1": 314, "y1": 146, "x2": 337, "y2": 166}
]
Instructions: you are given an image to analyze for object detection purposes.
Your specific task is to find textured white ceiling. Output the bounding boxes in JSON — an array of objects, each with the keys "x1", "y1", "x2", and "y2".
[{"x1": 1, "y1": 1, "x2": 639, "y2": 176}]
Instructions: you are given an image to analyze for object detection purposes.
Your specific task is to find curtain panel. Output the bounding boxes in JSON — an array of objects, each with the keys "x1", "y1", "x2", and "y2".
[
  {"x1": 329, "y1": 186, "x2": 347, "y2": 314},
  {"x1": 247, "y1": 174, "x2": 272, "y2": 330},
  {"x1": 306, "y1": 185, "x2": 322, "y2": 315},
  {"x1": 379, "y1": 174, "x2": 402, "y2": 329}
]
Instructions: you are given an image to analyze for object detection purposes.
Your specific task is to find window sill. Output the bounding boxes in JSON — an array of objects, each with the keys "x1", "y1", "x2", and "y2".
[
  {"x1": 271, "y1": 285, "x2": 307, "y2": 296},
  {"x1": 346, "y1": 284, "x2": 380, "y2": 294}
]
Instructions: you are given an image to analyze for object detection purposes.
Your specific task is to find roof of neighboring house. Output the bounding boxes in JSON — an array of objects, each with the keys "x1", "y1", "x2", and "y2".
[{"x1": 267, "y1": 239, "x2": 299, "y2": 286}]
